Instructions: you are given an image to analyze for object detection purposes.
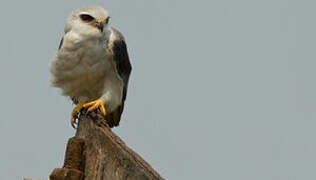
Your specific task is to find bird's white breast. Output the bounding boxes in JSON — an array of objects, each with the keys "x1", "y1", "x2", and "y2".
[{"x1": 50, "y1": 30, "x2": 122, "y2": 104}]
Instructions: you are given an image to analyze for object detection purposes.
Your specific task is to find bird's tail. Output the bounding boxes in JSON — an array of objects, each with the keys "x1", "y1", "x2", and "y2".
[{"x1": 106, "y1": 104, "x2": 124, "y2": 128}]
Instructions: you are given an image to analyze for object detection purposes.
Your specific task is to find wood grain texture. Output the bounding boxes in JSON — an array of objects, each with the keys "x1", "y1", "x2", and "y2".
[
  {"x1": 49, "y1": 110, "x2": 164, "y2": 180},
  {"x1": 76, "y1": 111, "x2": 164, "y2": 180}
]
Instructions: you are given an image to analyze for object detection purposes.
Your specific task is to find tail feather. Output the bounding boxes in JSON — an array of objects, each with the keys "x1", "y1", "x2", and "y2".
[{"x1": 106, "y1": 104, "x2": 124, "y2": 128}]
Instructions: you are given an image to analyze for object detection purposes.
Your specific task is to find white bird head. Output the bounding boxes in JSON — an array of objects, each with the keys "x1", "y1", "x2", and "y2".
[{"x1": 65, "y1": 6, "x2": 110, "y2": 38}]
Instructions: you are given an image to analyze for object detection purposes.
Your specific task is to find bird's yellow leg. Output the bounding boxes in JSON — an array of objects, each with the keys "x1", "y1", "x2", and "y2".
[
  {"x1": 71, "y1": 101, "x2": 85, "y2": 128},
  {"x1": 83, "y1": 98, "x2": 107, "y2": 116}
]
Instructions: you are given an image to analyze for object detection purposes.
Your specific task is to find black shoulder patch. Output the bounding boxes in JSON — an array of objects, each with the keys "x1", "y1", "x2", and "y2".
[
  {"x1": 58, "y1": 37, "x2": 64, "y2": 50},
  {"x1": 106, "y1": 29, "x2": 132, "y2": 127}
]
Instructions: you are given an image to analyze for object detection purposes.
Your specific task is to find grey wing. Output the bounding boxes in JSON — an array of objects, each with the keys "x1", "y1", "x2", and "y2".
[
  {"x1": 58, "y1": 36, "x2": 64, "y2": 50},
  {"x1": 106, "y1": 28, "x2": 132, "y2": 127}
]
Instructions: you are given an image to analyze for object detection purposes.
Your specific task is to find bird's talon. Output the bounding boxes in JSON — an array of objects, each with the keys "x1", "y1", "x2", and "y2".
[
  {"x1": 71, "y1": 117, "x2": 77, "y2": 128},
  {"x1": 83, "y1": 98, "x2": 107, "y2": 116},
  {"x1": 70, "y1": 101, "x2": 85, "y2": 128}
]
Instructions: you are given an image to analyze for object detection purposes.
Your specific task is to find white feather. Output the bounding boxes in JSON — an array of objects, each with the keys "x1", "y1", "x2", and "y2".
[{"x1": 50, "y1": 7, "x2": 123, "y2": 113}]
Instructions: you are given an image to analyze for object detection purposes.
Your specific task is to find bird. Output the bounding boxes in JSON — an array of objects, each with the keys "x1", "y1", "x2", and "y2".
[{"x1": 50, "y1": 6, "x2": 132, "y2": 128}]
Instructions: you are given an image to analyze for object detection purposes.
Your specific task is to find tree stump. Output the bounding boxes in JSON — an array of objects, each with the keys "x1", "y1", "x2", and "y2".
[{"x1": 50, "y1": 111, "x2": 164, "y2": 180}]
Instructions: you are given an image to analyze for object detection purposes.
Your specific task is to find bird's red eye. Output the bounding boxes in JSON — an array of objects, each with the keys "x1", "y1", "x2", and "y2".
[{"x1": 80, "y1": 14, "x2": 94, "y2": 22}]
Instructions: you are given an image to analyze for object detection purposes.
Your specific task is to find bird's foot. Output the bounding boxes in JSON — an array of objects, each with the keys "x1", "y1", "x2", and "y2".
[
  {"x1": 71, "y1": 101, "x2": 85, "y2": 128},
  {"x1": 83, "y1": 98, "x2": 107, "y2": 116}
]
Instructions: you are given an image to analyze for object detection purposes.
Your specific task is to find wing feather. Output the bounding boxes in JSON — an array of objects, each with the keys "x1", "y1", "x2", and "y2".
[
  {"x1": 106, "y1": 28, "x2": 132, "y2": 127},
  {"x1": 58, "y1": 36, "x2": 64, "y2": 50}
]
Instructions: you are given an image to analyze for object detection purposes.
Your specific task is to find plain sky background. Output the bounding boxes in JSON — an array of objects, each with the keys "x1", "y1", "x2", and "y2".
[{"x1": 1, "y1": 0, "x2": 316, "y2": 179}]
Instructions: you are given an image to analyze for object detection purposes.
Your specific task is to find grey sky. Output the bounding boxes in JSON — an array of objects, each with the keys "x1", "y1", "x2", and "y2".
[{"x1": 1, "y1": 0, "x2": 316, "y2": 179}]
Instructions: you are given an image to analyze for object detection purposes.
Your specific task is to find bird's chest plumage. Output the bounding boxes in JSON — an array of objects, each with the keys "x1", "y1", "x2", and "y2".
[{"x1": 50, "y1": 32, "x2": 118, "y2": 102}]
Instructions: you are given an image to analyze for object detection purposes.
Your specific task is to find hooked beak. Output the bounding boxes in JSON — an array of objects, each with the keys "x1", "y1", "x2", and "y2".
[{"x1": 97, "y1": 21, "x2": 104, "y2": 32}]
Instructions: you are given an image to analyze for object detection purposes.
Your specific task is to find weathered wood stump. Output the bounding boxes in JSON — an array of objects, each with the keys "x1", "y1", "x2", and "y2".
[{"x1": 50, "y1": 111, "x2": 163, "y2": 180}]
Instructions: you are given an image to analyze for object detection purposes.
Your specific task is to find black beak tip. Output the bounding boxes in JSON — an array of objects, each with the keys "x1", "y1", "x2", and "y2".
[{"x1": 98, "y1": 23, "x2": 104, "y2": 32}]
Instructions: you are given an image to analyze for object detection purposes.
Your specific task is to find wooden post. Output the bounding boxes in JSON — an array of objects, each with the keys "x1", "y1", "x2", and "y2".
[{"x1": 49, "y1": 110, "x2": 164, "y2": 180}]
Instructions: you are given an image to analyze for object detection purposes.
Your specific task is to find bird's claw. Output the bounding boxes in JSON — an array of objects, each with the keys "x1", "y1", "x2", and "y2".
[
  {"x1": 83, "y1": 98, "x2": 107, "y2": 116},
  {"x1": 70, "y1": 99, "x2": 107, "y2": 128},
  {"x1": 71, "y1": 102, "x2": 85, "y2": 128}
]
